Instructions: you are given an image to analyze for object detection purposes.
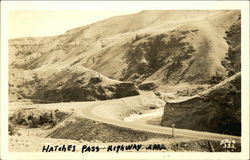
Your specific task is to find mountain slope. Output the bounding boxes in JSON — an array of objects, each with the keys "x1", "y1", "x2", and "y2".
[
  {"x1": 9, "y1": 10, "x2": 241, "y2": 101},
  {"x1": 9, "y1": 65, "x2": 139, "y2": 102}
]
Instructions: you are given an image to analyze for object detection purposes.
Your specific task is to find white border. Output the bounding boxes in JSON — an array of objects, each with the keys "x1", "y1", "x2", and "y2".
[{"x1": 1, "y1": 1, "x2": 249, "y2": 160}]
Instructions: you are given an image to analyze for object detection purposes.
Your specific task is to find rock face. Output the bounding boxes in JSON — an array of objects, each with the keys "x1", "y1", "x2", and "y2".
[
  {"x1": 34, "y1": 82, "x2": 139, "y2": 102},
  {"x1": 222, "y1": 15, "x2": 241, "y2": 76},
  {"x1": 161, "y1": 73, "x2": 241, "y2": 136},
  {"x1": 138, "y1": 82, "x2": 157, "y2": 91}
]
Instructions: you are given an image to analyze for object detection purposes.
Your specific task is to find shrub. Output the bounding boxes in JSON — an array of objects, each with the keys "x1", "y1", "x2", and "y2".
[
  {"x1": 209, "y1": 72, "x2": 225, "y2": 84},
  {"x1": 10, "y1": 110, "x2": 60, "y2": 128},
  {"x1": 8, "y1": 123, "x2": 16, "y2": 135}
]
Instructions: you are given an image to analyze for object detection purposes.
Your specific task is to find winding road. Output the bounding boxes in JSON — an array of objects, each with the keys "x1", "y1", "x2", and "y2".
[
  {"x1": 75, "y1": 98, "x2": 241, "y2": 142},
  {"x1": 35, "y1": 93, "x2": 241, "y2": 143}
]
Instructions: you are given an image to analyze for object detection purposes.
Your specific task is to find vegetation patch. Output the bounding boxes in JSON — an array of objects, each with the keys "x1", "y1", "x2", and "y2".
[{"x1": 9, "y1": 108, "x2": 70, "y2": 131}]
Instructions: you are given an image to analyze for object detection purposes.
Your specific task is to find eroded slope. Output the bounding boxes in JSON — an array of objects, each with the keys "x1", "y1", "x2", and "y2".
[
  {"x1": 9, "y1": 10, "x2": 241, "y2": 101},
  {"x1": 161, "y1": 73, "x2": 241, "y2": 136}
]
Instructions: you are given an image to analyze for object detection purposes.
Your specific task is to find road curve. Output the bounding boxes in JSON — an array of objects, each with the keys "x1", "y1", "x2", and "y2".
[{"x1": 78, "y1": 99, "x2": 241, "y2": 142}]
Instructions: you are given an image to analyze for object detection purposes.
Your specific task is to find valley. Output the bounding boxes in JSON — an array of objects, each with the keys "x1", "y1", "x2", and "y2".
[{"x1": 8, "y1": 10, "x2": 241, "y2": 152}]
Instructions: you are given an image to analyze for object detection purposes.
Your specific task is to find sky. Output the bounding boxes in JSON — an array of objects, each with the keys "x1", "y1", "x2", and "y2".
[{"x1": 9, "y1": 10, "x2": 141, "y2": 39}]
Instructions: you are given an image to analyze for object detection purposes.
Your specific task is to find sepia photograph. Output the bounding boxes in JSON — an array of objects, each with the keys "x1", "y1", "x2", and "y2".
[{"x1": 1, "y1": 1, "x2": 249, "y2": 160}]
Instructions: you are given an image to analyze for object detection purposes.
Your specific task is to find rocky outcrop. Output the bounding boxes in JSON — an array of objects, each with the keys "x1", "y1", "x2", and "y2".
[
  {"x1": 9, "y1": 65, "x2": 139, "y2": 102},
  {"x1": 112, "y1": 82, "x2": 139, "y2": 99},
  {"x1": 30, "y1": 67, "x2": 139, "y2": 102},
  {"x1": 161, "y1": 73, "x2": 241, "y2": 136},
  {"x1": 138, "y1": 82, "x2": 157, "y2": 91},
  {"x1": 34, "y1": 82, "x2": 139, "y2": 102},
  {"x1": 222, "y1": 15, "x2": 241, "y2": 76}
]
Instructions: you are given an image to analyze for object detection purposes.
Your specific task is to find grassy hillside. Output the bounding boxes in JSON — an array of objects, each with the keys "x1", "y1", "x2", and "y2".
[{"x1": 9, "y1": 10, "x2": 241, "y2": 101}]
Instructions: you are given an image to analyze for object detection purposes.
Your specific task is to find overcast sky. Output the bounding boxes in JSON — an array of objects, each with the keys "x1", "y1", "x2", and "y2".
[{"x1": 9, "y1": 10, "x2": 141, "y2": 39}]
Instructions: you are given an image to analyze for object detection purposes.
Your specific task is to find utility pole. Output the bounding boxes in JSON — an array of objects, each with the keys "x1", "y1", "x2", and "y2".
[{"x1": 171, "y1": 124, "x2": 175, "y2": 138}]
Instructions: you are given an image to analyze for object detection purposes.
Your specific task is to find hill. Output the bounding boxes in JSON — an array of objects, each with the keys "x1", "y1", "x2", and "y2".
[{"x1": 9, "y1": 10, "x2": 241, "y2": 101}]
